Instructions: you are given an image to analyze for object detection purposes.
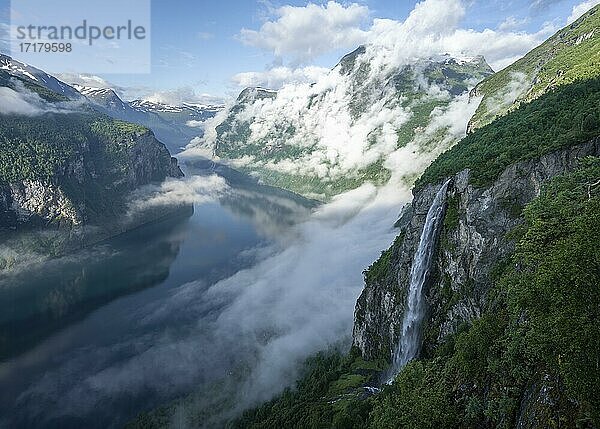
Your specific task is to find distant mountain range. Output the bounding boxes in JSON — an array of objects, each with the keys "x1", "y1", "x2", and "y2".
[
  {"x1": 72, "y1": 84, "x2": 223, "y2": 153},
  {"x1": 130, "y1": 99, "x2": 221, "y2": 116},
  {"x1": 0, "y1": 53, "x2": 193, "y2": 251},
  {"x1": 0, "y1": 54, "x2": 224, "y2": 153}
]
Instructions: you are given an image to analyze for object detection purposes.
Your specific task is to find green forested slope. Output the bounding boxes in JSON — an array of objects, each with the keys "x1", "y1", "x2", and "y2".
[
  {"x1": 0, "y1": 74, "x2": 177, "y2": 226},
  {"x1": 0, "y1": 114, "x2": 146, "y2": 184},
  {"x1": 416, "y1": 77, "x2": 600, "y2": 189},
  {"x1": 228, "y1": 157, "x2": 600, "y2": 429},
  {"x1": 469, "y1": 5, "x2": 600, "y2": 131}
]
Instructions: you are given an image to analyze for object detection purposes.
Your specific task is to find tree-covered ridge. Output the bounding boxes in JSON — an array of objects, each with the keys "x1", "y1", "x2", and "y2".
[
  {"x1": 469, "y1": 5, "x2": 600, "y2": 131},
  {"x1": 416, "y1": 77, "x2": 600, "y2": 189},
  {"x1": 0, "y1": 113, "x2": 147, "y2": 185},
  {"x1": 227, "y1": 158, "x2": 600, "y2": 429},
  {"x1": 0, "y1": 108, "x2": 175, "y2": 224},
  {"x1": 0, "y1": 69, "x2": 70, "y2": 103},
  {"x1": 0, "y1": 64, "x2": 147, "y2": 188}
]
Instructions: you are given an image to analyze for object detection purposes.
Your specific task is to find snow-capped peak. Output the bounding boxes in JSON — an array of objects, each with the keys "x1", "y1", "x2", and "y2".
[
  {"x1": 73, "y1": 85, "x2": 118, "y2": 97},
  {"x1": 0, "y1": 54, "x2": 81, "y2": 99},
  {"x1": 72, "y1": 84, "x2": 131, "y2": 112},
  {"x1": 130, "y1": 99, "x2": 223, "y2": 114},
  {"x1": 131, "y1": 99, "x2": 186, "y2": 113}
]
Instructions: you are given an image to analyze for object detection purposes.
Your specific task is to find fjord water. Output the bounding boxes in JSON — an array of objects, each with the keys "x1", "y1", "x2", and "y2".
[
  {"x1": 0, "y1": 166, "x2": 312, "y2": 429},
  {"x1": 388, "y1": 179, "x2": 450, "y2": 382}
]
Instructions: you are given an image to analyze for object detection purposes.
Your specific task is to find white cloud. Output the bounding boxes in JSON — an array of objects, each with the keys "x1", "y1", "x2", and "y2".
[
  {"x1": 182, "y1": 107, "x2": 231, "y2": 159},
  {"x1": 231, "y1": 65, "x2": 329, "y2": 90},
  {"x1": 401, "y1": 0, "x2": 465, "y2": 36},
  {"x1": 235, "y1": 0, "x2": 558, "y2": 90},
  {"x1": 128, "y1": 175, "x2": 229, "y2": 213},
  {"x1": 363, "y1": 3, "x2": 557, "y2": 72},
  {"x1": 186, "y1": 119, "x2": 205, "y2": 128},
  {"x1": 498, "y1": 16, "x2": 531, "y2": 31},
  {"x1": 239, "y1": 1, "x2": 370, "y2": 63},
  {"x1": 483, "y1": 71, "x2": 531, "y2": 117},
  {"x1": 56, "y1": 73, "x2": 115, "y2": 89},
  {"x1": 0, "y1": 84, "x2": 86, "y2": 116},
  {"x1": 142, "y1": 86, "x2": 224, "y2": 106},
  {"x1": 440, "y1": 24, "x2": 557, "y2": 71},
  {"x1": 0, "y1": 87, "x2": 42, "y2": 115},
  {"x1": 567, "y1": 0, "x2": 600, "y2": 24}
]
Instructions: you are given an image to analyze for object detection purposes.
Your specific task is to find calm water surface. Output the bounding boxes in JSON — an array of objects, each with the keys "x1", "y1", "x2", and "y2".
[{"x1": 0, "y1": 166, "x2": 313, "y2": 428}]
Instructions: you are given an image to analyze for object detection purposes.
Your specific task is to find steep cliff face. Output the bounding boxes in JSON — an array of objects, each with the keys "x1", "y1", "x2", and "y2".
[
  {"x1": 0, "y1": 181, "x2": 82, "y2": 228},
  {"x1": 353, "y1": 137, "x2": 600, "y2": 361},
  {"x1": 121, "y1": 130, "x2": 184, "y2": 186},
  {"x1": 0, "y1": 126, "x2": 184, "y2": 231}
]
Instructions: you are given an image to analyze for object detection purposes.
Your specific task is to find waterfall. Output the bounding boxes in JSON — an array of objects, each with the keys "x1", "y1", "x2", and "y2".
[{"x1": 386, "y1": 179, "x2": 451, "y2": 383}]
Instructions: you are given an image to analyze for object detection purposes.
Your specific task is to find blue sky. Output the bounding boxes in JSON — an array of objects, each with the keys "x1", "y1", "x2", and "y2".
[{"x1": 0, "y1": 0, "x2": 596, "y2": 102}]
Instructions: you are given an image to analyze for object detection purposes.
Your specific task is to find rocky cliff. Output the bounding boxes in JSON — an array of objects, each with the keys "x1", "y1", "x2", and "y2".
[
  {"x1": 0, "y1": 53, "x2": 189, "y2": 236},
  {"x1": 0, "y1": 125, "x2": 184, "y2": 234},
  {"x1": 353, "y1": 136, "x2": 600, "y2": 361}
]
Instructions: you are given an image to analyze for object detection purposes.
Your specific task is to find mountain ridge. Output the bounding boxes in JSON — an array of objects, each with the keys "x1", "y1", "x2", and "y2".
[
  {"x1": 0, "y1": 54, "x2": 82, "y2": 100},
  {"x1": 203, "y1": 50, "x2": 493, "y2": 199},
  {"x1": 467, "y1": 4, "x2": 600, "y2": 132},
  {"x1": 0, "y1": 53, "x2": 224, "y2": 153},
  {"x1": 0, "y1": 58, "x2": 190, "y2": 255}
]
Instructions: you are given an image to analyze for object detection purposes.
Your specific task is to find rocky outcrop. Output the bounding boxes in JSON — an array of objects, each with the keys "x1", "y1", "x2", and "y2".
[
  {"x1": 513, "y1": 372, "x2": 580, "y2": 429},
  {"x1": 0, "y1": 181, "x2": 81, "y2": 230},
  {"x1": 353, "y1": 136, "x2": 600, "y2": 361},
  {"x1": 125, "y1": 131, "x2": 184, "y2": 185},
  {"x1": 4, "y1": 180, "x2": 82, "y2": 228},
  {"x1": 0, "y1": 130, "x2": 184, "y2": 232}
]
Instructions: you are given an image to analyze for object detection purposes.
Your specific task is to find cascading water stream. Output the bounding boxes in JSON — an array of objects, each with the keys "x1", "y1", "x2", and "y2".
[{"x1": 386, "y1": 179, "x2": 451, "y2": 383}]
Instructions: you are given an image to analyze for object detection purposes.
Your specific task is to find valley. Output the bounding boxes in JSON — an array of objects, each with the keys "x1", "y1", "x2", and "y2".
[{"x1": 0, "y1": 1, "x2": 599, "y2": 429}]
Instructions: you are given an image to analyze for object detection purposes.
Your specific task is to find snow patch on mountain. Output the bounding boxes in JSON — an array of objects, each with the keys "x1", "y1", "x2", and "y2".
[
  {"x1": 0, "y1": 54, "x2": 81, "y2": 99},
  {"x1": 131, "y1": 99, "x2": 223, "y2": 115}
]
